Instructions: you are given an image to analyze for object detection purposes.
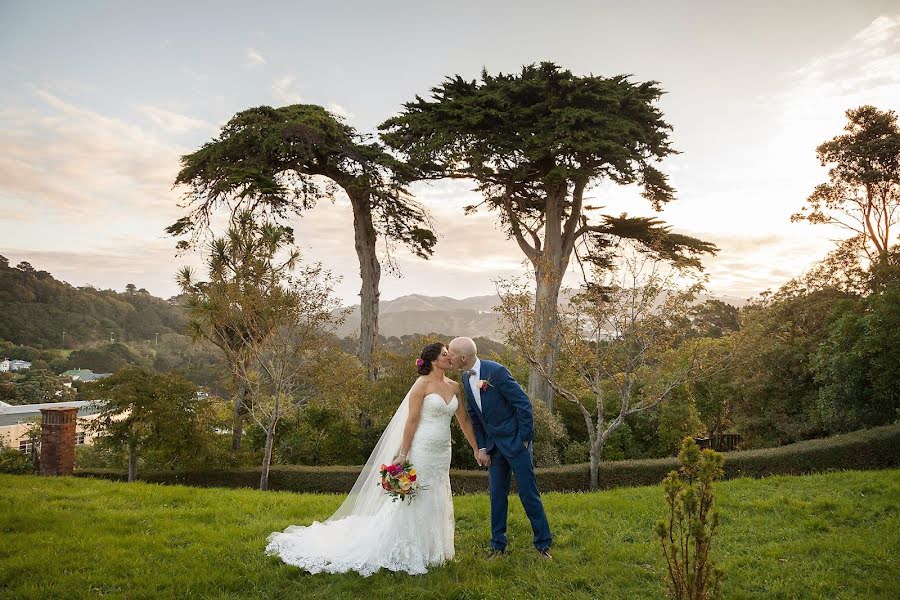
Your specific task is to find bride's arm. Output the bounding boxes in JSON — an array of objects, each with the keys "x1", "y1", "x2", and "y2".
[
  {"x1": 452, "y1": 383, "x2": 480, "y2": 454},
  {"x1": 393, "y1": 380, "x2": 426, "y2": 464}
]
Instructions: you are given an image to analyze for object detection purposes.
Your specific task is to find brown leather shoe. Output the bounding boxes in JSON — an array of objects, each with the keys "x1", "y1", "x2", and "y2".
[
  {"x1": 487, "y1": 548, "x2": 509, "y2": 560},
  {"x1": 537, "y1": 548, "x2": 552, "y2": 559}
]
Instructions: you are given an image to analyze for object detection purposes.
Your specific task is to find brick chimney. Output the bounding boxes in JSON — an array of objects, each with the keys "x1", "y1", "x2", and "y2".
[{"x1": 39, "y1": 406, "x2": 78, "y2": 476}]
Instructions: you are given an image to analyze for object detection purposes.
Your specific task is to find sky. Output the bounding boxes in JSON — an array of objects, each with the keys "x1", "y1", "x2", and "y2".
[{"x1": 1, "y1": 1, "x2": 898, "y2": 306}]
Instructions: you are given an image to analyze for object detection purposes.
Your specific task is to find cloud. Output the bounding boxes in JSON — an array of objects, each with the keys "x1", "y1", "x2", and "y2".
[
  {"x1": 327, "y1": 102, "x2": 354, "y2": 120},
  {"x1": 137, "y1": 105, "x2": 212, "y2": 134},
  {"x1": 773, "y1": 14, "x2": 900, "y2": 162},
  {"x1": 0, "y1": 89, "x2": 187, "y2": 219},
  {"x1": 272, "y1": 75, "x2": 303, "y2": 105},
  {"x1": 246, "y1": 47, "x2": 266, "y2": 68}
]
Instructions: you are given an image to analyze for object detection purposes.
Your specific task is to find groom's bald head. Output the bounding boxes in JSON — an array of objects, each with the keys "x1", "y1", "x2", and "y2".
[{"x1": 449, "y1": 337, "x2": 478, "y2": 370}]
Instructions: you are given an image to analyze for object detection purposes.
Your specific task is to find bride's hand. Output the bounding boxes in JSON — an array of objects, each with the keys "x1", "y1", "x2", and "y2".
[{"x1": 391, "y1": 454, "x2": 406, "y2": 466}]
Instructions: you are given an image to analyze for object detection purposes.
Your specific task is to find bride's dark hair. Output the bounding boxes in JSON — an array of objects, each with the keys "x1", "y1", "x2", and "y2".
[{"x1": 416, "y1": 342, "x2": 446, "y2": 376}]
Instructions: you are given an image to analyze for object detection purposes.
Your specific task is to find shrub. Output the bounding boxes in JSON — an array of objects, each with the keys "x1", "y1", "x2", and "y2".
[
  {"x1": 656, "y1": 437, "x2": 724, "y2": 600},
  {"x1": 74, "y1": 424, "x2": 900, "y2": 493},
  {"x1": 0, "y1": 448, "x2": 33, "y2": 474}
]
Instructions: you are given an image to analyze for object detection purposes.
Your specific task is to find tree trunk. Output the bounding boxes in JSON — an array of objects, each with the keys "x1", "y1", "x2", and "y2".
[
  {"x1": 589, "y1": 450, "x2": 599, "y2": 491},
  {"x1": 348, "y1": 188, "x2": 381, "y2": 381},
  {"x1": 231, "y1": 379, "x2": 247, "y2": 450},
  {"x1": 260, "y1": 411, "x2": 278, "y2": 491},
  {"x1": 128, "y1": 443, "x2": 137, "y2": 483},
  {"x1": 528, "y1": 265, "x2": 565, "y2": 410},
  {"x1": 527, "y1": 190, "x2": 568, "y2": 410}
]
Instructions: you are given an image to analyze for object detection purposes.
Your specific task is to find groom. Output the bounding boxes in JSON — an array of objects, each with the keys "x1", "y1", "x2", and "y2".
[{"x1": 448, "y1": 337, "x2": 552, "y2": 559}]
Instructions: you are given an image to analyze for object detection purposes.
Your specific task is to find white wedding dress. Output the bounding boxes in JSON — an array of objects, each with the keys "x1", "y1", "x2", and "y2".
[{"x1": 265, "y1": 392, "x2": 458, "y2": 576}]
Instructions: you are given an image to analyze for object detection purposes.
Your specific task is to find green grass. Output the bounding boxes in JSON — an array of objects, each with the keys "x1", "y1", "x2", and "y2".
[{"x1": 1, "y1": 470, "x2": 898, "y2": 599}]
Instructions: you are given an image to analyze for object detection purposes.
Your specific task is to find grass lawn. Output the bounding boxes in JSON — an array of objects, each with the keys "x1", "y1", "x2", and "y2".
[{"x1": 1, "y1": 469, "x2": 898, "y2": 599}]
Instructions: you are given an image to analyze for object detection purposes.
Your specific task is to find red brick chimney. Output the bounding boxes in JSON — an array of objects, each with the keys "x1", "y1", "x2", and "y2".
[{"x1": 39, "y1": 406, "x2": 78, "y2": 476}]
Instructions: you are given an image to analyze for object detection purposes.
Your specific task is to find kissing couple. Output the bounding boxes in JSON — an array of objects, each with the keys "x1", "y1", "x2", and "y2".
[{"x1": 266, "y1": 337, "x2": 552, "y2": 576}]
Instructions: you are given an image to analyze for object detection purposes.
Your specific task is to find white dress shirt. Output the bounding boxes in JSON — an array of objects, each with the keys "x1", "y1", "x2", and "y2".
[
  {"x1": 468, "y1": 358, "x2": 482, "y2": 411},
  {"x1": 468, "y1": 358, "x2": 487, "y2": 453}
]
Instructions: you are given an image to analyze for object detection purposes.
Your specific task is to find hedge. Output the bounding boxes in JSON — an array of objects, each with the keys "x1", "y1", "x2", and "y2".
[{"x1": 75, "y1": 423, "x2": 900, "y2": 493}]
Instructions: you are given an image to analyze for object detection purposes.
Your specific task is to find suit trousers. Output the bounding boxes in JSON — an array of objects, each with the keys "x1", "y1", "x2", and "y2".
[{"x1": 487, "y1": 443, "x2": 552, "y2": 551}]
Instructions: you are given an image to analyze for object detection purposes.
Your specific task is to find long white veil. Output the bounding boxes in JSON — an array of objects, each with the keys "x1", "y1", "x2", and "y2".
[{"x1": 325, "y1": 388, "x2": 411, "y2": 522}]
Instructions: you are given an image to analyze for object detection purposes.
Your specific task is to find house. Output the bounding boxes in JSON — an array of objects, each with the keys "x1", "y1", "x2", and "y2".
[
  {"x1": 0, "y1": 400, "x2": 104, "y2": 452},
  {"x1": 61, "y1": 369, "x2": 111, "y2": 383},
  {"x1": 3, "y1": 359, "x2": 31, "y2": 372},
  {"x1": 0, "y1": 359, "x2": 8, "y2": 372}
]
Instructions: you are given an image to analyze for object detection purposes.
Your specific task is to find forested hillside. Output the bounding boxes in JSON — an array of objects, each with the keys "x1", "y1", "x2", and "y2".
[{"x1": 0, "y1": 256, "x2": 186, "y2": 348}]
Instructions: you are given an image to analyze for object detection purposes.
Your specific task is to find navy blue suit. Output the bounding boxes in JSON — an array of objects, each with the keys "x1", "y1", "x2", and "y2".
[{"x1": 463, "y1": 359, "x2": 552, "y2": 551}]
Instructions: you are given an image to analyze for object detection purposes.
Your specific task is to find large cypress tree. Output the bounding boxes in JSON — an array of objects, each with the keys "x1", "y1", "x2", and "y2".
[
  {"x1": 380, "y1": 62, "x2": 717, "y2": 408},
  {"x1": 169, "y1": 104, "x2": 437, "y2": 379}
]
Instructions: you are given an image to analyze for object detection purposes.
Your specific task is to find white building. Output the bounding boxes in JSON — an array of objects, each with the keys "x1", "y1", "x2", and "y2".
[
  {"x1": 8, "y1": 360, "x2": 32, "y2": 371},
  {"x1": 0, "y1": 400, "x2": 103, "y2": 452},
  {"x1": 0, "y1": 359, "x2": 8, "y2": 372}
]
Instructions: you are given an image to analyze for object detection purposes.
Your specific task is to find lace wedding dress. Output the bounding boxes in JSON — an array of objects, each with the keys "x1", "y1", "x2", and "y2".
[{"x1": 265, "y1": 391, "x2": 457, "y2": 576}]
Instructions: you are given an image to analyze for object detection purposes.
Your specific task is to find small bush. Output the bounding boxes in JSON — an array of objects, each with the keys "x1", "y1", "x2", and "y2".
[
  {"x1": 656, "y1": 437, "x2": 724, "y2": 600},
  {"x1": 0, "y1": 448, "x2": 33, "y2": 474}
]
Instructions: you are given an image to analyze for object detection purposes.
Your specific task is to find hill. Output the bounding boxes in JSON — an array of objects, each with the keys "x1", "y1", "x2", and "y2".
[
  {"x1": 0, "y1": 256, "x2": 187, "y2": 348},
  {"x1": 0, "y1": 256, "x2": 748, "y2": 346}
]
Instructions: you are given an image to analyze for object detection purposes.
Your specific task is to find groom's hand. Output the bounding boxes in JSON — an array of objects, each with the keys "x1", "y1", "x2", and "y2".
[{"x1": 477, "y1": 448, "x2": 491, "y2": 467}]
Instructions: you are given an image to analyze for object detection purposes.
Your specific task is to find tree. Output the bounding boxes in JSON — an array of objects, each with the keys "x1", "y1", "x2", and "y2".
[
  {"x1": 177, "y1": 211, "x2": 300, "y2": 450},
  {"x1": 496, "y1": 252, "x2": 725, "y2": 489},
  {"x1": 791, "y1": 106, "x2": 900, "y2": 286},
  {"x1": 81, "y1": 368, "x2": 216, "y2": 482},
  {"x1": 169, "y1": 104, "x2": 437, "y2": 379},
  {"x1": 381, "y1": 62, "x2": 717, "y2": 408},
  {"x1": 65, "y1": 343, "x2": 140, "y2": 373},
  {"x1": 12, "y1": 369, "x2": 75, "y2": 405},
  {"x1": 812, "y1": 285, "x2": 900, "y2": 431},
  {"x1": 688, "y1": 300, "x2": 740, "y2": 339},
  {"x1": 228, "y1": 255, "x2": 346, "y2": 490},
  {"x1": 729, "y1": 285, "x2": 852, "y2": 447}
]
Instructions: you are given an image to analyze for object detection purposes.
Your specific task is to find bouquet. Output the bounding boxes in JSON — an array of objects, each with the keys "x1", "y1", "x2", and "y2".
[{"x1": 378, "y1": 460, "x2": 424, "y2": 503}]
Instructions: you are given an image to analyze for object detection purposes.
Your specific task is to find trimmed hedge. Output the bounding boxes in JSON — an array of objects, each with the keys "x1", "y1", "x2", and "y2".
[{"x1": 75, "y1": 424, "x2": 900, "y2": 493}]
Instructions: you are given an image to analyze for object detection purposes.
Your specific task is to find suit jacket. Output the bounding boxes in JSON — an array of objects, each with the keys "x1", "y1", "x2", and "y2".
[{"x1": 462, "y1": 359, "x2": 534, "y2": 457}]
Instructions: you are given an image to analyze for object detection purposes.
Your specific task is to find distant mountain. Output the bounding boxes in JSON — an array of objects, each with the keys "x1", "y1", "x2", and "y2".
[
  {"x1": 336, "y1": 292, "x2": 748, "y2": 340},
  {"x1": 1, "y1": 255, "x2": 749, "y2": 348},
  {"x1": 336, "y1": 294, "x2": 504, "y2": 340}
]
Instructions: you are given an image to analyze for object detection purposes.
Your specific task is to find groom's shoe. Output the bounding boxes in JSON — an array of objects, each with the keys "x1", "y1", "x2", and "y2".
[
  {"x1": 537, "y1": 547, "x2": 552, "y2": 560},
  {"x1": 487, "y1": 548, "x2": 509, "y2": 560}
]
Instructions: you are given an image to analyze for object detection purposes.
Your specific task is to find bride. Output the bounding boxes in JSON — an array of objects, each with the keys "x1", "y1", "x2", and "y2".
[{"x1": 265, "y1": 341, "x2": 482, "y2": 576}]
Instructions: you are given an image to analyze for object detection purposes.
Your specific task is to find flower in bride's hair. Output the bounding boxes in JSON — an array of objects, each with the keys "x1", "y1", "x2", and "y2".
[{"x1": 415, "y1": 358, "x2": 425, "y2": 367}]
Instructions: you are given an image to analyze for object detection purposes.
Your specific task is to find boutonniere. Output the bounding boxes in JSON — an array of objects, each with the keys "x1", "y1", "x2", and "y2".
[{"x1": 477, "y1": 378, "x2": 492, "y2": 392}]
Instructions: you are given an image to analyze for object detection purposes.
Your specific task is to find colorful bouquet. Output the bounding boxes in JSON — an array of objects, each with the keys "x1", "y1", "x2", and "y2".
[{"x1": 379, "y1": 460, "x2": 424, "y2": 503}]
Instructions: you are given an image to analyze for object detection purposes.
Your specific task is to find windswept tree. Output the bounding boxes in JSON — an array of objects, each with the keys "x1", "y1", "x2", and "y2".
[
  {"x1": 791, "y1": 105, "x2": 900, "y2": 289},
  {"x1": 381, "y1": 62, "x2": 717, "y2": 407},
  {"x1": 177, "y1": 211, "x2": 300, "y2": 450},
  {"x1": 169, "y1": 104, "x2": 437, "y2": 378}
]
